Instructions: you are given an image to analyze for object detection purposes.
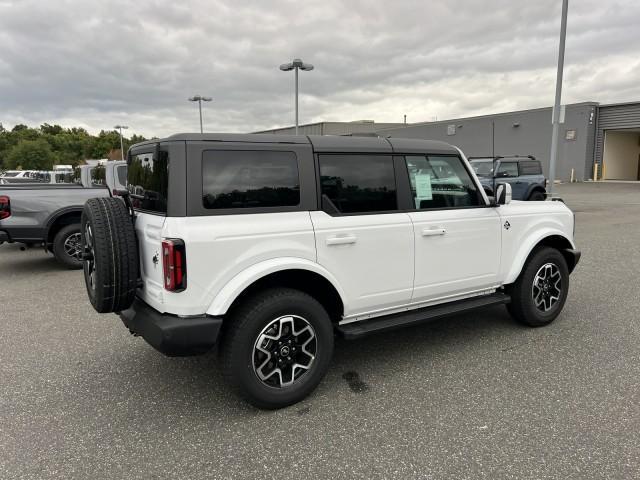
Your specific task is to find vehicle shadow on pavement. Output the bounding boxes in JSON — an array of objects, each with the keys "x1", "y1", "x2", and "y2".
[
  {"x1": 84, "y1": 305, "x2": 525, "y2": 417},
  {"x1": 331, "y1": 305, "x2": 521, "y2": 368},
  {"x1": 0, "y1": 246, "x2": 63, "y2": 275}
]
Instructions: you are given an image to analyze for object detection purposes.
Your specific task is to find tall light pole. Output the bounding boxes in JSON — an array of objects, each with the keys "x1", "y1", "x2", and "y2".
[
  {"x1": 279, "y1": 58, "x2": 314, "y2": 135},
  {"x1": 548, "y1": 0, "x2": 569, "y2": 198},
  {"x1": 188, "y1": 95, "x2": 212, "y2": 133},
  {"x1": 114, "y1": 125, "x2": 128, "y2": 160}
]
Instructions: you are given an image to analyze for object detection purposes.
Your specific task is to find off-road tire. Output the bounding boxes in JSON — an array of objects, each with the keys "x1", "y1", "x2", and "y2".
[
  {"x1": 528, "y1": 190, "x2": 546, "y2": 201},
  {"x1": 221, "y1": 288, "x2": 334, "y2": 409},
  {"x1": 506, "y1": 247, "x2": 569, "y2": 327},
  {"x1": 81, "y1": 197, "x2": 138, "y2": 313},
  {"x1": 52, "y1": 223, "x2": 83, "y2": 269}
]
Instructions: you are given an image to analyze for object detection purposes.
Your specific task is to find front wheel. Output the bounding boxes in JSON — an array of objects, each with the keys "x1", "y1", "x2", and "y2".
[
  {"x1": 221, "y1": 288, "x2": 334, "y2": 409},
  {"x1": 528, "y1": 190, "x2": 546, "y2": 201},
  {"x1": 506, "y1": 247, "x2": 569, "y2": 327}
]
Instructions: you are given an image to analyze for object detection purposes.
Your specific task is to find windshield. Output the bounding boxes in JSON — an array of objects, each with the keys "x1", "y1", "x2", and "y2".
[
  {"x1": 470, "y1": 160, "x2": 495, "y2": 177},
  {"x1": 2, "y1": 172, "x2": 19, "y2": 177}
]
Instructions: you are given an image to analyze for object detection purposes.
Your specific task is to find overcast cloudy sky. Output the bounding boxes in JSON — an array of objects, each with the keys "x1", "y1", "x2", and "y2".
[{"x1": 1, "y1": 0, "x2": 639, "y2": 138}]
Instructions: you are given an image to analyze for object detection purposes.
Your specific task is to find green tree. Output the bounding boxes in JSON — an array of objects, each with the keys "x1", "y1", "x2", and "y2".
[
  {"x1": 6, "y1": 139, "x2": 55, "y2": 170},
  {"x1": 0, "y1": 124, "x2": 148, "y2": 169},
  {"x1": 89, "y1": 130, "x2": 122, "y2": 158}
]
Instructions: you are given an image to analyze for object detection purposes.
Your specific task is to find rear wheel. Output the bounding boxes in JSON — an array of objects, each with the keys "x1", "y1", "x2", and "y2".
[
  {"x1": 52, "y1": 224, "x2": 83, "y2": 269},
  {"x1": 81, "y1": 197, "x2": 138, "y2": 313},
  {"x1": 506, "y1": 247, "x2": 569, "y2": 327},
  {"x1": 221, "y1": 288, "x2": 334, "y2": 409}
]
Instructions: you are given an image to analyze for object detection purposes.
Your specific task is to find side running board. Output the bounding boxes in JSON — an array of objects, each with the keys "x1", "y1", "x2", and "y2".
[{"x1": 337, "y1": 292, "x2": 510, "y2": 340}]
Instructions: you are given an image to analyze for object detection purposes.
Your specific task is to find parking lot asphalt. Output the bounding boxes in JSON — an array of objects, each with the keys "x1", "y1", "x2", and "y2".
[{"x1": 1, "y1": 182, "x2": 639, "y2": 480}]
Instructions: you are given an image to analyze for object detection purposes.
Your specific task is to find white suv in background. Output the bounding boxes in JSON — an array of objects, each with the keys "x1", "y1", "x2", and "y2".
[{"x1": 81, "y1": 134, "x2": 580, "y2": 409}]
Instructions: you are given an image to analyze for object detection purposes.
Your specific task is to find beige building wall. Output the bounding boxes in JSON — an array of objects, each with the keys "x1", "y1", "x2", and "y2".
[{"x1": 603, "y1": 131, "x2": 640, "y2": 180}]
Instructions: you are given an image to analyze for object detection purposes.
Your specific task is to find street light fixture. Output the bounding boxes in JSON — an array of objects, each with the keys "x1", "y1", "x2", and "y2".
[
  {"x1": 188, "y1": 95, "x2": 213, "y2": 133},
  {"x1": 279, "y1": 58, "x2": 314, "y2": 135},
  {"x1": 113, "y1": 125, "x2": 129, "y2": 160}
]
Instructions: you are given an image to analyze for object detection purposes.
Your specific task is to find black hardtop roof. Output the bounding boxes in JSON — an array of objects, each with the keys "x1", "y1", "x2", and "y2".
[
  {"x1": 468, "y1": 155, "x2": 538, "y2": 162},
  {"x1": 131, "y1": 133, "x2": 459, "y2": 155}
]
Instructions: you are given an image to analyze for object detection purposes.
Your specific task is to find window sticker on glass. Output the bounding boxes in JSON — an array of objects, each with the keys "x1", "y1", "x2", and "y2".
[{"x1": 415, "y1": 173, "x2": 433, "y2": 207}]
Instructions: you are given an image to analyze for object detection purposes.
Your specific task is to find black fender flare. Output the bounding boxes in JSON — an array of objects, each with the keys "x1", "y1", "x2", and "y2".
[
  {"x1": 524, "y1": 184, "x2": 546, "y2": 199},
  {"x1": 45, "y1": 206, "x2": 83, "y2": 243}
]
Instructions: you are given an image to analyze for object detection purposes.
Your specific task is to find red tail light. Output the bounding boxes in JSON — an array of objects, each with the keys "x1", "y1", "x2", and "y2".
[
  {"x1": 0, "y1": 196, "x2": 10, "y2": 220},
  {"x1": 162, "y1": 239, "x2": 186, "y2": 291}
]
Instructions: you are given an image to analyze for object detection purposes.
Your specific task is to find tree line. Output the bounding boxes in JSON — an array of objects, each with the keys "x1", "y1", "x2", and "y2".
[{"x1": 0, "y1": 123, "x2": 148, "y2": 171}]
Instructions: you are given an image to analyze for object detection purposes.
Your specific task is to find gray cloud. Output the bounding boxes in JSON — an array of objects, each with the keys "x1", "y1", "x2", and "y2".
[{"x1": 1, "y1": 0, "x2": 639, "y2": 138}]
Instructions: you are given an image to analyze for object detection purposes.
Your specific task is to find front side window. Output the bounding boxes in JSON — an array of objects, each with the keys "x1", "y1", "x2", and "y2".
[
  {"x1": 128, "y1": 150, "x2": 169, "y2": 214},
  {"x1": 470, "y1": 159, "x2": 494, "y2": 177},
  {"x1": 496, "y1": 162, "x2": 519, "y2": 178},
  {"x1": 202, "y1": 150, "x2": 299, "y2": 209},
  {"x1": 319, "y1": 154, "x2": 397, "y2": 214},
  {"x1": 405, "y1": 155, "x2": 481, "y2": 209}
]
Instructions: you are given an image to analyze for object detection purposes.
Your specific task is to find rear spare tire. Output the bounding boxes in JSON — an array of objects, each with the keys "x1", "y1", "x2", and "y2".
[{"x1": 82, "y1": 197, "x2": 138, "y2": 313}]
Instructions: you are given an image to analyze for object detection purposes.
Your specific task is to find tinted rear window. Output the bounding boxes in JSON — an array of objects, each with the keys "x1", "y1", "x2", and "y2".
[
  {"x1": 128, "y1": 150, "x2": 168, "y2": 214},
  {"x1": 520, "y1": 161, "x2": 542, "y2": 175},
  {"x1": 202, "y1": 150, "x2": 300, "y2": 209},
  {"x1": 319, "y1": 154, "x2": 397, "y2": 214},
  {"x1": 116, "y1": 165, "x2": 127, "y2": 186},
  {"x1": 91, "y1": 165, "x2": 106, "y2": 186}
]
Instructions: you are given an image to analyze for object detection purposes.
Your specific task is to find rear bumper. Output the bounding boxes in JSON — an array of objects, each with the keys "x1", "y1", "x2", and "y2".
[
  {"x1": 119, "y1": 298, "x2": 223, "y2": 357},
  {"x1": 0, "y1": 230, "x2": 8, "y2": 243}
]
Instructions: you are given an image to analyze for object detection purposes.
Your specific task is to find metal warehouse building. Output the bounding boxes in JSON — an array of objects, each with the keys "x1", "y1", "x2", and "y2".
[
  {"x1": 255, "y1": 120, "x2": 406, "y2": 137},
  {"x1": 259, "y1": 101, "x2": 640, "y2": 182}
]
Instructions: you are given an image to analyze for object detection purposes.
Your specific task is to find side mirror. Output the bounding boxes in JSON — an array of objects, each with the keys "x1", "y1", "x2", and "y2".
[{"x1": 495, "y1": 182, "x2": 512, "y2": 205}]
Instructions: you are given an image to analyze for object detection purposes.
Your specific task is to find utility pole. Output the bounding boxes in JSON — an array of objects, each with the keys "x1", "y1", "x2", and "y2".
[{"x1": 548, "y1": 0, "x2": 569, "y2": 198}]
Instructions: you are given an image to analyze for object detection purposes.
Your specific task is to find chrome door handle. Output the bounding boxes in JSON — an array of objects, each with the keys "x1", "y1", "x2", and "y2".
[
  {"x1": 326, "y1": 235, "x2": 357, "y2": 245},
  {"x1": 422, "y1": 227, "x2": 446, "y2": 237}
]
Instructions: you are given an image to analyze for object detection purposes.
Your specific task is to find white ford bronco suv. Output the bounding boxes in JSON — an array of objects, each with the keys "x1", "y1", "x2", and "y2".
[{"x1": 81, "y1": 134, "x2": 580, "y2": 409}]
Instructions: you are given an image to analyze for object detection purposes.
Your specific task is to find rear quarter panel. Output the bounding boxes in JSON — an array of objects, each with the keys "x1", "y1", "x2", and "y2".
[{"x1": 159, "y1": 212, "x2": 317, "y2": 316}]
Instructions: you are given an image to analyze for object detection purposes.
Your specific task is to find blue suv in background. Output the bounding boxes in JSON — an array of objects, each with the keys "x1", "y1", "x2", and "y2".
[{"x1": 469, "y1": 156, "x2": 547, "y2": 201}]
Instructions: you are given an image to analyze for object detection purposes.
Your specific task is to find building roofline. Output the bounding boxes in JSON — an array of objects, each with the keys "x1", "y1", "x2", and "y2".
[
  {"x1": 375, "y1": 101, "x2": 600, "y2": 133},
  {"x1": 598, "y1": 100, "x2": 640, "y2": 108},
  {"x1": 254, "y1": 120, "x2": 405, "y2": 134}
]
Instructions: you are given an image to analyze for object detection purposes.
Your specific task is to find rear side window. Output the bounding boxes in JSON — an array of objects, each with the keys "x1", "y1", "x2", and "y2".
[
  {"x1": 202, "y1": 150, "x2": 299, "y2": 209},
  {"x1": 520, "y1": 161, "x2": 542, "y2": 175},
  {"x1": 128, "y1": 150, "x2": 169, "y2": 214},
  {"x1": 318, "y1": 154, "x2": 397, "y2": 214}
]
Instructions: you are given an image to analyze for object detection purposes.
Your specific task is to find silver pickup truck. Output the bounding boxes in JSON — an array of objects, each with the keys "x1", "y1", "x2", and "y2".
[{"x1": 0, "y1": 161, "x2": 126, "y2": 268}]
